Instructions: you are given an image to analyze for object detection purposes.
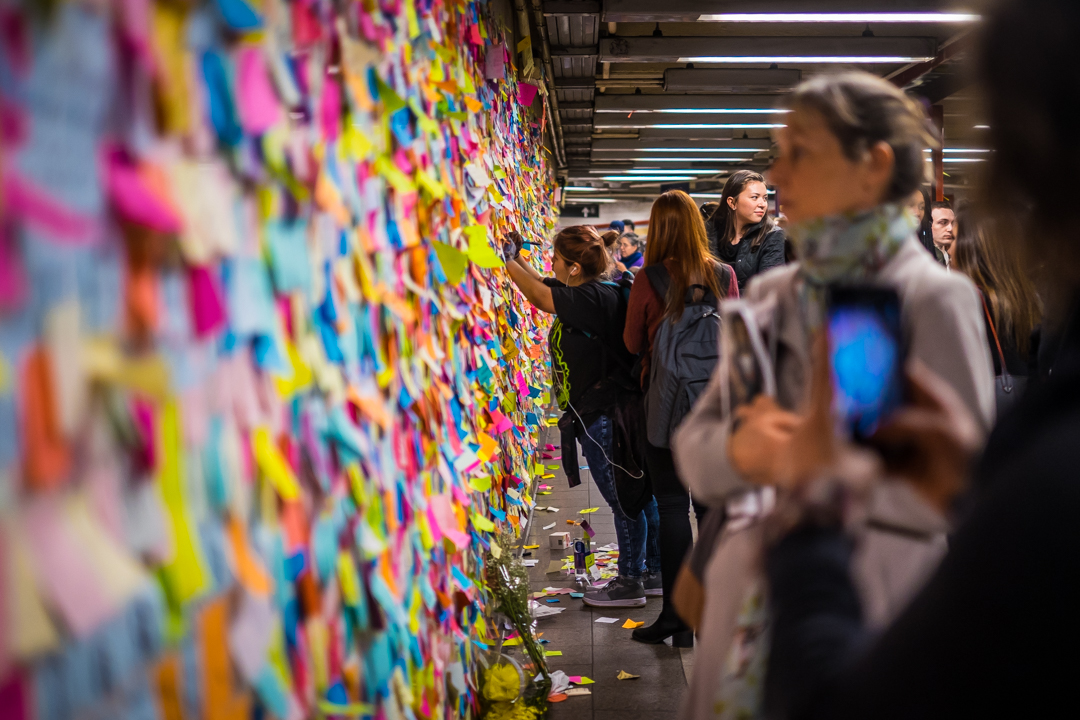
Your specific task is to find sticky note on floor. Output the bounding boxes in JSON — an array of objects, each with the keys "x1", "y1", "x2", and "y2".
[
  {"x1": 565, "y1": 688, "x2": 591, "y2": 697},
  {"x1": 579, "y1": 508, "x2": 599, "y2": 514},
  {"x1": 569, "y1": 676, "x2": 594, "y2": 685},
  {"x1": 570, "y1": 592, "x2": 584, "y2": 598},
  {"x1": 543, "y1": 523, "x2": 556, "y2": 530},
  {"x1": 595, "y1": 617, "x2": 619, "y2": 624},
  {"x1": 616, "y1": 670, "x2": 640, "y2": 680},
  {"x1": 546, "y1": 560, "x2": 564, "y2": 573},
  {"x1": 622, "y1": 619, "x2": 645, "y2": 629},
  {"x1": 544, "y1": 651, "x2": 563, "y2": 657},
  {"x1": 523, "y1": 545, "x2": 539, "y2": 550}
]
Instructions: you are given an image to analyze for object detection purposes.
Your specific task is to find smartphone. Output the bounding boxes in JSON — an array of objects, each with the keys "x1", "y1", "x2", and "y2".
[{"x1": 826, "y1": 285, "x2": 904, "y2": 441}]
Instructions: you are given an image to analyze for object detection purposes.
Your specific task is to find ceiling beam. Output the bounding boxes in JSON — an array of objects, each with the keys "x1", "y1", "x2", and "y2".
[
  {"x1": 594, "y1": 111, "x2": 786, "y2": 128},
  {"x1": 595, "y1": 94, "x2": 788, "y2": 112},
  {"x1": 664, "y1": 68, "x2": 802, "y2": 93},
  {"x1": 600, "y1": 36, "x2": 938, "y2": 63},
  {"x1": 592, "y1": 138, "x2": 772, "y2": 151},
  {"x1": 602, "y1": 0, "x2": 974, "y2": 22}
]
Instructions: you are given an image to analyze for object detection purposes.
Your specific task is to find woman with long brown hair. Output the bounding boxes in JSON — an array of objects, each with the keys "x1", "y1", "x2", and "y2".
[
  {"x1": 706, "y1": 169, "x2": 788, "y2": 290},
  {"x1": 952, "y1": 208, "x2": 1043, "y2": 417},
  {"x1": 623, "y1": 190, "x2": 737, "y2": 645}
]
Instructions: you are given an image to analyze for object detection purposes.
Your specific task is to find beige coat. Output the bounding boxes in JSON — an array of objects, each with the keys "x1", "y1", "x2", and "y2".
[{"x1": 674, "y1": 237, "x2": 996, "y2": 720}]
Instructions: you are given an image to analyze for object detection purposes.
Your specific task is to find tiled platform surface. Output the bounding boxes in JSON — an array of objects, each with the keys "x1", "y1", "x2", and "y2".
[{"x1": 516, "y1": 428, "x2": 695, "y2": 720}]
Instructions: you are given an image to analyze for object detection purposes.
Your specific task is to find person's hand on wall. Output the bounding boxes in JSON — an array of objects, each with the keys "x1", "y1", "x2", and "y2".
[{"x1": 501, "y1": 231, "x2": 525, "y2": 262}]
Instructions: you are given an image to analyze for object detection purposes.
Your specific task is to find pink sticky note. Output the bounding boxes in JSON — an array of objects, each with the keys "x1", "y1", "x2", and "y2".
[
  {"x1": 490, "y1": 410, "x2": 512, "y2": 434},
  {"x1": 104, "y1": 149, "x2": 183, "y2": 233},
  {"x1": 320, "y1": 75, "x2": 342, "y2": 141},
  {"x1": 187, "y1": 264, "x2": 226, "y2": 337},
  {"x1": 0, "y1": 226, "x2": 26, "y2": 310},
  {"x1": 485, "y1": 43, "x2": 505, "y2": 80},
  {"x1": 469, "y1": 24, "x2": 483, "y2": 46},
  {"x1": 22, "y1": 499, "x2": 116, "y2": 637},
  {"x1": 430, "y1": 495, "x2": 469, "y2": 550},
  {"x1": 236, "y1": 46, "x2": 282, "y2": 135},
  {"x1": 518, "y1": 82, "x2": 538, "y2": 106}
]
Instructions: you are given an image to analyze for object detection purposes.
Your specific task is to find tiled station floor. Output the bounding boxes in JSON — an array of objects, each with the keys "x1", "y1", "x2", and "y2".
[{"x1": 514, "y1": 427, "x2": 695, "y2": 720}]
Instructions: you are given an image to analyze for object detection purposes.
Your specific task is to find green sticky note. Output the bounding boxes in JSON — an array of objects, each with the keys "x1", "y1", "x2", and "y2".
[
  {"x1": 576, "y1": 677, "x2": 595, "y2": 685},
  {"x1": 544, "y1": 651, "x2": 563, "y2": 657},
  {"x1": 434, "y1": 241, "x2": 468, "y2": 285},
  {"x1": 533, "y1": 463, "x2": 545, "y2": 476},
  {"x1": 468, "y1": 475, "x2": 492, "y2": 492},
  {"x1": 464, "y1": 225, "x2": 503, "y2": 268},
  {"x1": 375, "y1": 76, "x2": 406, "y2": 112},
  {"x1": 471, "y1": 514, "x2": 495, "y2": 532},
  {"x1": 546, "y1": 464, "x2": 559, "y2": 470},
  {"x1": 374, "y1": 156, "x2": 416, "y2": 194},
  {"x1": 579, "y1": 507, "x2": 599, "y2": 514}
]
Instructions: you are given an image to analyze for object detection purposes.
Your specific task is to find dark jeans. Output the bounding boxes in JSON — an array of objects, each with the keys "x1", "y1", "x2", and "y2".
[
  {"x1": 644, "y1": 441, "x2": 708, "y2": 612},
  {"x1": 581, "y1": 414, "x2": 661, "y2": 578}
]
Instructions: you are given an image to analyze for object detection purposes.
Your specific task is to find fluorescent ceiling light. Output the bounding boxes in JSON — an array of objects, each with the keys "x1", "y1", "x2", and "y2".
[
  {"x1": 690, "y1": 193, "x2": 722, "y2": 199},
  {"x1": 633, "y1": 148, "x2": 761, "y2": 153},
  {"x1": 925, "y1": 157, "x2": 986, "y2": 163},
  {"x1": 564, "y1": 197, "x2": 618, "y2": 203},
  {"x1": 647, "y1": 123, "x2": 785, "y2": 129},
  {"x1": 563, "y1": 186, "x2": 601, "y2": 191},
  {"x1": 679, "y1": 56, "x2": 932, "y2": 64},
  {"x1": 974, "y1": 125, "x2": 990, "y2": 129},
  {"x1": 700, "y1": 13, "x2": 980, "y2": 24},
  {"x1": 922, "y1": 148, "x2": 991, "y2": 153},
  {"x1": 602, "y1": 175, "x2": 696, "y2": 181},
  {"x1": 591, "y1": 169, "x2": 721, "y2": 175},
  {"x1": 595, "y1": 108, "x2": 788, "y2": 115},
  {"x1": 620, "y1": 157, "x2": 753, "y2": 162}
]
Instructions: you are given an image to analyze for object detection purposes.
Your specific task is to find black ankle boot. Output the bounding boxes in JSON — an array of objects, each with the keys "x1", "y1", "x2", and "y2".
[{"x1": 631, "y1": 613, "x2": 692, "y2": 646}]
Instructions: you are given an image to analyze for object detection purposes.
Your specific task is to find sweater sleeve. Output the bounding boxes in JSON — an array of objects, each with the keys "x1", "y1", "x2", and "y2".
[{"x1": 623, "y1": 270, "x2": 653, "y2": 355}]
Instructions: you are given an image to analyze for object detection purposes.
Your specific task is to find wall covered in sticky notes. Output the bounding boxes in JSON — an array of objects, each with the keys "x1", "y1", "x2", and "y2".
[{"x1": 0, "y1": 0, "x2": 555, "y2": 717}]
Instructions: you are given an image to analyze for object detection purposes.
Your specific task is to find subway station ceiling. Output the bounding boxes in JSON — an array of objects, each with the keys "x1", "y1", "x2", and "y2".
[{"x1": 537, "y1": 0, "x2": 986, "y2": 207}]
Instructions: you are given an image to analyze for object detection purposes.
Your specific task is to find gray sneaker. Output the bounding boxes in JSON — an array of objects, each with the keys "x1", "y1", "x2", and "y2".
[
  {"x1": 582, "y1": 576, "x2": 646, "y2": 607},
  {"x1": 643, "y1": 572, "x2": 663, "y2": 596}
]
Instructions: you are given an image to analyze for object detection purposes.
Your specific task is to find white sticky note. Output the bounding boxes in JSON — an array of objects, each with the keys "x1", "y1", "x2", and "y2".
[
  {"x1": 595, "y1": 617, "x2": 620, "y2": 624},
  {"x1": 543, "y1": 522, "x2": 556, "y2": 530}
]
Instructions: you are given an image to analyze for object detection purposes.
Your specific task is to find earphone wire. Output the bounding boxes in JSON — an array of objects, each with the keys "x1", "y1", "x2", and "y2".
[{"x1": 564, "y1": 397, "x2": 646, "y2": 480}]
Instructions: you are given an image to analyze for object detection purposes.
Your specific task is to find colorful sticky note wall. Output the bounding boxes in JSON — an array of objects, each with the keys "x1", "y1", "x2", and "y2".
[{"x1": 0, "y1": 0, "x2": 557, "y2": 717}]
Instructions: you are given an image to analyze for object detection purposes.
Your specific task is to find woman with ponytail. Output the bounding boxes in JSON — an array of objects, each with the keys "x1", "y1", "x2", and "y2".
[
  {"x1": 707, "y1": 170, "x2": 788, "y2": 290},
  {"x1": 505, "y1": 226, "x2": 661, "y2": 608}
]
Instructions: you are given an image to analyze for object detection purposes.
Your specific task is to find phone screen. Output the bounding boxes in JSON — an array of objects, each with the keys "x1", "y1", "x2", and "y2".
[{"x1": 826, "y1": 286, "x2": 903, "y2": 440}]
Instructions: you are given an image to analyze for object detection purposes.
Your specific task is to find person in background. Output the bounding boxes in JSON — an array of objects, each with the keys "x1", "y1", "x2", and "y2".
[
  {"x1": 952, "y1": 207, "x2": 1043, "y2": 418},
  {"x1": 706, "y1": 170, "x2": 788, "y2": 291},
  {"x1": 615, "y1": 232, "x2": 645, "y2": 274},
  {"x1": 674, "y1": 71, "x2": 994, "y2": 720},
  {"x1": 763, "y1": 2, "x2": 1080, "y2": 716},
  {"x1": 623, "y1": 218, "x2": 636, "y2": 234},
  {"x1": 600, "y1": 229, "x2": 621, "y2": 273},
  {"x1": 624, "y1": 190, "x2": 738, "y2": 647},
  {"x1": 700, "y1": 202, "x2": 720, "y2": 226},
  {"x1": 608, "y1": 219, "x2": 625, "y2": 236},
  {"x1": 504, "y1": 227, "x2": 660, "y2": 607},
  {"x1": 931, "y1": 200, "x2": 956, "y2": 267},
  {"x1": 907, "y1": 187, "x2": 939, "y2": 258}
]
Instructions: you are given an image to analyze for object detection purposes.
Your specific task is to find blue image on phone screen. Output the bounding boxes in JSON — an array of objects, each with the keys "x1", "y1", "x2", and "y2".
[{"x1": 828, "y1": 306, "x2": 902, "y2": 438}]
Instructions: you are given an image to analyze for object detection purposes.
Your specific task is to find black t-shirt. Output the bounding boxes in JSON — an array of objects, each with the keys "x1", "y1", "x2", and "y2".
[{"x1": 542, "y1": 278, "x2": 636, "y2": 411}]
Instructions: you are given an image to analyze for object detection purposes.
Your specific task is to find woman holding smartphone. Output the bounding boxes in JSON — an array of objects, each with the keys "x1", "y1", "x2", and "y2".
[{"x1": 674, "y1": 72, "x2": 995, "y2": 719}]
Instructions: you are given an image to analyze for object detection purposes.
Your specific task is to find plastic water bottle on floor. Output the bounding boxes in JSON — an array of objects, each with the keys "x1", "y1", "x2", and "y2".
[{"x1": 572, "y1": 538, "x2": 590, "y2": 591}]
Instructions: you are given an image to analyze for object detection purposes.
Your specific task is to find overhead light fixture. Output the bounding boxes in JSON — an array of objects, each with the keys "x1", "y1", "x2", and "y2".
[
  {"x1": 678, "y1": 55, "x2": 931, "y2": 64},
  {"x1": 619, "y1": 157, "x2": 753, "y2": 162},
  {"x1": 650, "y1": 123, "x2": 785, "y2": 129},
  {"x1": 564, "y1": 197, "x2": 618, "y2": 203},
  {"x1": 922, "y1": 148, "x2": 991, "y2": 153},
  {"x1": 595, "y1": 108, "x2": 789, "y2": 115},
  {"x1": 699, "y1": 13, "x2": 980, "y2": 24},
  {"x1": 563, "y1": 186, "x2": 602, "y2": 191},
  {"x1": 592, "y1": 169, "x2": 721, "y2": 175},
  {"x1": 601, "y1": 175, "x2": 696, "y2": 181},
  {"x1": 635, "y1": 147, "x2": 761, "y2": 153},
  {"x1": 925, "y1": 157, "x2": 986, "y2": 163},
  {"x1": 974, "y1": 124, "x2": 990, "y2": 129}
]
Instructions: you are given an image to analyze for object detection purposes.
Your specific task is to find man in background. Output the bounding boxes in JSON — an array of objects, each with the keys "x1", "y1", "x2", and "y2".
[{"x1": 931, "y1": 201, "x2": 956, "y2": 268}]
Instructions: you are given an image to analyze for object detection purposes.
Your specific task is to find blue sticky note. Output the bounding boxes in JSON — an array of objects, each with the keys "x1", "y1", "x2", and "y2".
[
  {"x1": 201, "y1": 50, "x2": 242, "y2": 145},
  {"x1": 266, "y1": 219, "x2": 312, "y2": 297},
  {"x1": 225, "y1": 257, "x2": 276, "y2": 337},
  {"x1": 253, "y1": 666, "x2": 290, "y2": 719},
  {"x1": 215, "y1": 0, "x2": 262, "y2": 30}
]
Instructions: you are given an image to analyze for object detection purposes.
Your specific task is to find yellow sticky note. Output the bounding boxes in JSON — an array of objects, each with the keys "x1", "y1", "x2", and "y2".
[
  {"x1": 433, "y1": 241, "x2": 468, "y2": 285},
  {"x1": 580, "y1": 507, "x2": 599, "y2": 514},
  {"x1": 252, "y1": 427, "x2": 301, "y2": 500},
  {"x1": 502, "y1": 637, "x2": 522, "y2": 647},
  {"x1": 523, "y1": 545, "x2": 539, "y2": 550},
  {"x1": 471, "y1": 514, "x2": 496, "y2": 533},
  {"x1": 622, "y1": 619, "x2": 645, "y2": 629},
  {"x1": 544, "y1": 651, "x2": 563, "y2": 657},
  {"x1": 541, "y1": 474, "x2": 555, "y2": 479},
  {"x1": 575, "y1": 677, "x2": 595, "y2": 685},
  {"x1": 533, "y1": 463, "x2": 545, "y2": 476},
  {"x1": 338, "y1": 551, "x2": 361, "y2": 606},
  {"x1": 464, "y1": 225, "x2": 504, "y2": 268}
]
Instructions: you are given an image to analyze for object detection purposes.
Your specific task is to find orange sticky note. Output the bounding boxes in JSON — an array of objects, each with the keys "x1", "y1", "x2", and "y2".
[
  {"x1": 21, "y1": 345, "x2": 70, "y2": 490},
  {"x1": 154, "y1": 652, "x2": 185, "y2": 720},
  {"x1": 201, "y1": 598, "x2": 252, "y2": 720},
  {"x1": 227, "y1": 515, "x2": 273, "y2": 597}
]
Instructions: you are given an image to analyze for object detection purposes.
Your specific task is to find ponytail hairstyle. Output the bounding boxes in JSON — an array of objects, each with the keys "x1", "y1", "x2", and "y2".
[
  {"x1": 714, "y1": 170, "x2": 774, "y2": 250},
  {"x1": 600, "y1": 230, "x2": 620, "y2": 250},
  {"x1": 644, "y1": 190, "x2": 723, "y2": 319},
  {"x1": 553, "y1": 225, "x2": 609, "y2": 282}
]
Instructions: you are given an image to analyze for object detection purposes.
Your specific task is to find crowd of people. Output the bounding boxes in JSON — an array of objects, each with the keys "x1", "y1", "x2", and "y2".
[{"x1": 508, "y1": 0, "x2": 1079, "y2": 714}]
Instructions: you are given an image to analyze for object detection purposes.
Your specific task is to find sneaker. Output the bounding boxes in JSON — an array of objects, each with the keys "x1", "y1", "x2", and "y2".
[
  {"x1": 643, "y1": 572, "x2": 663, "y2": 597},
  {"x1": 581, "y1": 576, "x2": 646, "y2": 608}
]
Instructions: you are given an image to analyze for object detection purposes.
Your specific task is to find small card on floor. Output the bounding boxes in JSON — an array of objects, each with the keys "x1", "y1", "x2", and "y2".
[
  {"x1": 542, "y1": 522, "x2": 556, "y2": 530},
  {"x1": 564, "y1": 688, "x2": 591, "y2": 697},
  {"x1": 595, "y1": 617, "x2": 619, "y2": 623},
  {"x1": 523, "y1": 560, "x2": 538, "y2": 567}
]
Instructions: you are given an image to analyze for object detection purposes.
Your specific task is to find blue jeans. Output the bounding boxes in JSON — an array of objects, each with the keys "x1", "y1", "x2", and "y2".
[{"x1": 581, "y1": 414, "x2": 660, "y2": 578}]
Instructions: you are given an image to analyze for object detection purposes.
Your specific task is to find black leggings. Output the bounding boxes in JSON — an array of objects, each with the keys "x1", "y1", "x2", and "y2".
[{"x1": 644, "y1": 441, "x2": 708, "y2": 614}]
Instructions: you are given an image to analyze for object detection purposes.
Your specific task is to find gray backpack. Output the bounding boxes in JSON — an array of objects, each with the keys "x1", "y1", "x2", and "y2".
[{"x1": 643, "y1": 264, "x2": 727, "y2": 448}]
